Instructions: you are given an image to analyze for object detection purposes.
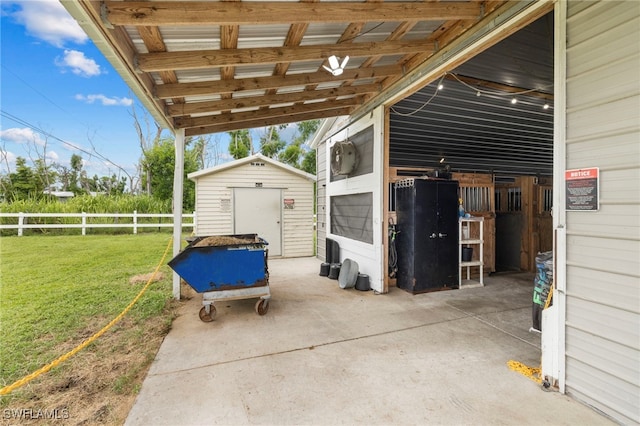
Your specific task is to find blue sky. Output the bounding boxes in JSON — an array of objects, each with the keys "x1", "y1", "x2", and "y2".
[
  {"x1": 0, "y1": 0, "x2": 158, "y2": 179},
  {"x1": 1, "y1": 0, "x2": 283, "y2": 183},
  {"x1": 1, "y1": 0, "x2": 307, "y2": 186}
]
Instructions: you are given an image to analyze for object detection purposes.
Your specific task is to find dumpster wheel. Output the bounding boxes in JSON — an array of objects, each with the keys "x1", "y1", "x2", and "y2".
[
  {"x1": 255, "y1": 299, "x2": 269, "y2": 316},
  {"x1": 199, "y1": 305, "x2": 216, "y2": 322}
]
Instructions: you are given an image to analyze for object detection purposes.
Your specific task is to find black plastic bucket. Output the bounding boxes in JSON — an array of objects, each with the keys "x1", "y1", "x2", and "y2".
[
  {"x1": 462, "y1": 247, "x2": 473, "y2": 262},
  {"x1": 328, "y1": 263, "x2": 341, "y2": 279},
  {"x1": 355, "y1": 274, "x2": 370, "y2": 291},
  {"x1": 319, "y1": 262, "x2": 331, "y2": 276}
]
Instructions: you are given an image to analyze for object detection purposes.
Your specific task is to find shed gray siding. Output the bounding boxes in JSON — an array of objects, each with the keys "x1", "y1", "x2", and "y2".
[
  {"x1": 317, "y1": 141, "x2": 327, "y2": 261},
  {"x1": 565, "y1": 1, "x2": 640, "y2": 423}
]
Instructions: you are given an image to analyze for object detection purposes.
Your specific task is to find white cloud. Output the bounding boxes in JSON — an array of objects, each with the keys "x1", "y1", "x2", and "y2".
[
  {"x1": 9, "y1": 0, "x2": 88, "y2": 47},
  {"x1": 0, "y1": 127, "x2": 46, "y2": 146},
  {"x1": 56, "y1": 49, "x2": 102, "y2": 77},
  {"x1": 46, "y1": 150, "x2": 59, "y2": 162},
  {"x1": 75, "y1": 94, "x2": 133, "y2": 107}
]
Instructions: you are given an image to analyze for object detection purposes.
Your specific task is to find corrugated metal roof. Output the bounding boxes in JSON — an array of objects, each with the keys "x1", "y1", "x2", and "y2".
[{"x1": 389, "y1": 12, "x2": 554, "y2": 175}]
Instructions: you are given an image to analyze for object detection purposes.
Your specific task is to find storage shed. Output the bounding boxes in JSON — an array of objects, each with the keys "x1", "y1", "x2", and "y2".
[{"x1": 188, "y1": 154, "x2": 315, "y2": 258}]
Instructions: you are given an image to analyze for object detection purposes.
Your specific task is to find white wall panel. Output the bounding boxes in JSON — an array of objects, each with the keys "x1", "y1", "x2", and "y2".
[{"x1": 325, "y1": 107, "x2": 385, "y2": 292}]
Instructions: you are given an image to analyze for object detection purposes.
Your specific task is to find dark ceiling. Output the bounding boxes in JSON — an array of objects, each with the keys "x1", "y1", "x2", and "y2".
[{"x1": 389, "y1": 12, "x2": 554, "y2": 177}]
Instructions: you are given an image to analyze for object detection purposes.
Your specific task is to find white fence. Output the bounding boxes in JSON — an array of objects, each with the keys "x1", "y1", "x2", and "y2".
[{"x1": 0, "y1": 211, "x2": 196, "y2": 236}]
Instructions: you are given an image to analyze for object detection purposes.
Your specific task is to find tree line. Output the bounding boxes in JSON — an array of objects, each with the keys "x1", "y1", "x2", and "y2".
[{"x1": 1, "y1": 115, "x2": 319, "y2": 212}]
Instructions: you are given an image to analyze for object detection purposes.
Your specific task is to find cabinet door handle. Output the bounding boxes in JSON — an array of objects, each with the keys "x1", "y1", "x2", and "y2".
[{"x1": 438, "y1": 233, "x2": 447, "y2": 238}]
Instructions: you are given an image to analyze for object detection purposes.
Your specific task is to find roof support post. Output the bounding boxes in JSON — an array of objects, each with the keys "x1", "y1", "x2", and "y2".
[{"x1": 172, "y1": 128, "x2": 185, "y2": 300}]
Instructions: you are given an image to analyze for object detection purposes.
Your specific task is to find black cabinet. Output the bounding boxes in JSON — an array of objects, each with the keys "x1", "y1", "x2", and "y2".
[{"x1": 395, "y1": 178, "x2": 459, "y2": 293}]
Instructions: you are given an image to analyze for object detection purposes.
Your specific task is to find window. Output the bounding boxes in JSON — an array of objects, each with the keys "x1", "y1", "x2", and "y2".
[{"x1": 330, "y1": 192, "x2": 373, "y2": 244}]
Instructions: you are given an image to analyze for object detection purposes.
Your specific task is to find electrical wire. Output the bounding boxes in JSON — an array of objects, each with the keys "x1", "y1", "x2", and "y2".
[
  {"x1": 447, "y1": 72, "x2": 553, "y2": 97},
  {"x1": 0, "y1": 110, "x2": 131, "y2": 178},
  {"x1": 388, "y1": 217, "x2": 398, "y2": 278},
  {"x1": 389, "y1": 74, "x2": 446, "y2": 117}
]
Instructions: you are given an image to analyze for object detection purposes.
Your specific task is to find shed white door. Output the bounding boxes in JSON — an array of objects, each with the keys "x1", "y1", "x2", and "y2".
[{"x1": 234, "y1": 188, "x2": 282, "y2": 256}]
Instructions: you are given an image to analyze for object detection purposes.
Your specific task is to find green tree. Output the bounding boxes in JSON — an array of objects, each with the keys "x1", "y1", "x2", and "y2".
[
  {"x1": 7, "y1": 157, "x2": 39, "y2": 201},
  {"x1": 225, "y1": 120, "x2": 319, "y2": 173},
  {"x1": 279, "y1": 143, "x2": 304, "y2": 168},
  {"x1": 295, "y1": 120, "x2": 320, "y2": 143},
  {"x1": 259, "y1": 125, "x2": 287, "y2": 158},
  {"x1": 0, "y1": 157, "x2": 59, "y2": 201},
  {"x1": 140, "y1": 138, "x2": 199, "y2": 211},
  {"x1": 90, "y1": 174, "x2": 127, "y2": 195},
  {"x1": 301, "y1": 149, "x2": 316, "y2": 175},
  {"x1": 228, "y1": 129, "x2": 252, "y2": 159},
  {"x1": 291, "y1": 120, "x2": 320, "y2": 173},
  {"x1": 69, "y1": 154, "x2": 84, "y2": 194}
]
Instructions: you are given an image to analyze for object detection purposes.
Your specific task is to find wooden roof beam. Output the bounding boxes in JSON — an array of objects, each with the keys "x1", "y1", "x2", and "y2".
[
  {"x1": 104, "y1": 1, "x2": 482, "y2": 26},
  {"x1": 167, "y1": 84, "x2": 379, "y2": 117},
  {"x1": 137, "y1": 40, "x2": 434, "y2": 72},
  {"x1": 185, "y1": 107, "x2": 354, "y2": 136},
  {"x1": 155, "y1": 65, "x2": 402, "y2": 99},
  {"x1": 175, "y1": 97, "x2": 363, "y2": 128}
]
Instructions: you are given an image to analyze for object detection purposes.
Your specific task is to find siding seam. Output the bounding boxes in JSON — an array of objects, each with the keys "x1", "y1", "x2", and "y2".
[
  {"x1": 565, "y1": 294, "x2": 639, "y2": 317},
  {"x1": 566, "y1": 260, "x2": 640, "y2": 278},
  {"x1": 566, "y1": 92, "x2": 640, "y2": 115},
  {"x1": 567, "y1": 350, "x2": 634, "y2": 390},
  {"x1": 565, "y1": 231, "x2": 639, "y2": 242},
  {"x1": 565, "y1": 125, "x2": 640, "y2": 144}
]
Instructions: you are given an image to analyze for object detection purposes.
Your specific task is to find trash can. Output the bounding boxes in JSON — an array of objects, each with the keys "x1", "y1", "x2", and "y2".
[
  {"x1": 532, "y1": 251, "x2": 553, "y2": 331},
  {"x1": 168, "y1": 234, "x2": 271, "y2": 322}
]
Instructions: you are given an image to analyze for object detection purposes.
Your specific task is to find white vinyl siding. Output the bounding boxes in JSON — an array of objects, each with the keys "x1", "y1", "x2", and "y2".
[
  {"x1": 192, "y1": 157, "x2": 315, "y2": 258},
  {"x1": 564, "y1": 1, "x2": 640, "y2": 424}
]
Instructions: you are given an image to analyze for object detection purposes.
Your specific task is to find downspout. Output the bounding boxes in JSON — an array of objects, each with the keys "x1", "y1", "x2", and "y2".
[{"x1": 172, "y1": 128, "x2": 185, "y2": 300}]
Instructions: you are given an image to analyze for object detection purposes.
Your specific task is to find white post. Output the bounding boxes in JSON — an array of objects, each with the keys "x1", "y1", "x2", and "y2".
[
  {"x1": 543, "y1": 0, "x2": 568, "y2": 393},
  {"x1": 172, "y1": 128, "x2": 185, "y2": 300},
  {"x1": 18, "y1": 212, "x2": 24, "y2": 237},
  {"x1": 192, "y1": 210, "x2": 197, "y2": 234},
  {"x1": 133, "y1": 210, "x2": 138, "y2": 235},
  {"x1": 82, "y1": 212, "x2": 87, "y2": 236}
]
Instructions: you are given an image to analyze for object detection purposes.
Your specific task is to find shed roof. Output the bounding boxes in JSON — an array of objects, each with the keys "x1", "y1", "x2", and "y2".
[{"x1": 188, "y1": 153, "x2": 316, "y2": 182}]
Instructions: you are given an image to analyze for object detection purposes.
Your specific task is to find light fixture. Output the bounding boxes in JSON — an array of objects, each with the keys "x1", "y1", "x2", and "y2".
[
  {"x1": 543, "y1": 103, "x2": 550, "y2": 110},
  {"x1": 511, "y1": 98, "x2": 518, "y2": 104},
  {"x1": 476, "y1": 91, "x2": 481, "y2": 97},
  {"x1": 437, "y1": 83, "x2": 444, "y2": 90},
  {"x1": 439, "y1": 157, "x2": 446, "y2": 164},
  {"x1": 323, "y1": 55, "x2": 349, "y2": 76}
]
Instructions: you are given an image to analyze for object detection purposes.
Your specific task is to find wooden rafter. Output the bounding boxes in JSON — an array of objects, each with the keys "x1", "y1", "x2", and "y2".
[
  {"x1": 155, "y1": 65, "x2": 402, "y2": 99},
  {"x1": 137, "y1": 40, "x2": 434, "y2": 72},
  {"x1": 184, "y1": 107, "x2": 355, "y2": 136},
  {"x1": 175, "y1": 97, "x2": 364, "y2": 128},
  {"x1": 104, "y1": 1, "x2": 482, "y2": 26},
  {"x1": 167, "y1": 84, "x2": 379, "y2": 117}
]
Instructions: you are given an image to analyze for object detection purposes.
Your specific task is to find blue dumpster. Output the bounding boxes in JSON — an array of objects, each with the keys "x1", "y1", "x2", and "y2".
[{"x1": 168, "y1": 234, "x2": 270, "y2": 322}]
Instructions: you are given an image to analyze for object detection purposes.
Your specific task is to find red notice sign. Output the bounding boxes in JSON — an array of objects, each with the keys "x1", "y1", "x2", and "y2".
[{"x1": 565, "y1": 167, "x2": 599, "y2": 211}]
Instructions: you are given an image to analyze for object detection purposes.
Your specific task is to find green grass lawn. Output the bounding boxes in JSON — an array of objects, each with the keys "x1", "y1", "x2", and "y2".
[{"x1": 0, "y1": 233, "x2": 176, "y2": 396}]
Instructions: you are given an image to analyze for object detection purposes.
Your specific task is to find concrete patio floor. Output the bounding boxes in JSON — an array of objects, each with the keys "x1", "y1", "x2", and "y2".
[{"x1": 126, "y1": 256, "x2": 612, "y2": 425}]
